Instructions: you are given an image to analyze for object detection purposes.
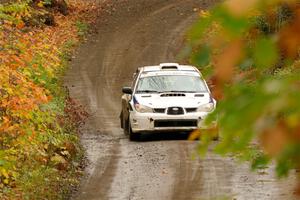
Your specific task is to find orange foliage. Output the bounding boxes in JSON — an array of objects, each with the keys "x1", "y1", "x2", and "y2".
[
  {"x1": 279, "y1": 5, "x2": 300, "y2": 58},
  {"x1": 0, "y1": 0, "x2": 99, "y2": 138},
  {"x1": 0, "y1": 0, "x2": 100, "y2": 193}
]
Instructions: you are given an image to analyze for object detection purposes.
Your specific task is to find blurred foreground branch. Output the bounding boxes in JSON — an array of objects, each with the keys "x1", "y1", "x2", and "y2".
[{"x1": 186, "y1": 0, "x2": 300, "y2": 194}]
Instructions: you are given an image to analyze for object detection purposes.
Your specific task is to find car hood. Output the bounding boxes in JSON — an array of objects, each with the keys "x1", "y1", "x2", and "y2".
[{"x1": 134, "y1": 92, "x2": 211, "y2": 108}]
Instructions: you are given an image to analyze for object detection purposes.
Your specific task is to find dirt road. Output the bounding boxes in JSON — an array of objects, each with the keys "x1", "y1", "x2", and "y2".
[{"x1": 65, "y1": 0, "x2": 298, "y2": 199}]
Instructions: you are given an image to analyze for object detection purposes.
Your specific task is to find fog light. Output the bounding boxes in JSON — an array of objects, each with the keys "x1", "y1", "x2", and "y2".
[{"x1": 132, "y1": 119, "x2": 138, "y2": 127}]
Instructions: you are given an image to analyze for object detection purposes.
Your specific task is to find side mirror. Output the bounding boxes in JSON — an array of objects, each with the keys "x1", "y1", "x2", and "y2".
[
  {"x1": 132, "y1": 72, "x2": 137, "y2": 78},
  {"x1": 122, "y1": 87, "x2": 132, "y2": 94}
]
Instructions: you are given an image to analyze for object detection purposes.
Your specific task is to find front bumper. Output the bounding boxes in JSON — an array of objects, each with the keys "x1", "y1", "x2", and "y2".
[{"x1": 130, "y1": 111, "x2": 212, "y2": 133}]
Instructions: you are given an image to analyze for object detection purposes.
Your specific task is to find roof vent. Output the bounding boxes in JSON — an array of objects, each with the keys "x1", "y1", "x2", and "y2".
[{"x1": 160, "y1": 63, "x2": 179, "y2": 70}]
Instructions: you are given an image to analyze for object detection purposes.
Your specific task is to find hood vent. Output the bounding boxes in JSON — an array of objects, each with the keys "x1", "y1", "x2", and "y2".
[
  {"x1": 160, "y1": 93, "x2": 186, "y2": 97},
  {"x1": 194, "y1": 94, "x2": 205, "y2": 97}
]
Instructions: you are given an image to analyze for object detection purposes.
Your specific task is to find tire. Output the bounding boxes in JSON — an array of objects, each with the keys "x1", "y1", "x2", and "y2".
[
  {"x1": 128, "y1": 120, "x2": 140, "y2": 141},
  {"x1": 120, "y1": 111, "x2": 124, "y2": 129},
  {"x1": 123, "y1": 115, "x2": 129, "y2": 135}
]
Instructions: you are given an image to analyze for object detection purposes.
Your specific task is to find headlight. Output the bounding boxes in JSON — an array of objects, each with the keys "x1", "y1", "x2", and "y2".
[
  {"x1": 197, "y1": 102, "x2": 215, "y2": 112},
  {"x1": 132, "y1": 96, "x2": 153, "y2": 113},
  {"x1": 134, "y1": 103, "x2": 153, "y2": 113}
]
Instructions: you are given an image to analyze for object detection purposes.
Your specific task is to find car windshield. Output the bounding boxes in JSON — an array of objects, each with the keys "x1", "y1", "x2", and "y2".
[{"x1": 136, "y1": 75, "x2": 208, "y2": 93}]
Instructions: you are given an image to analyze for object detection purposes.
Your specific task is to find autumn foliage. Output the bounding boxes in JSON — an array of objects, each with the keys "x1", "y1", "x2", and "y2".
[
  {"x1": 0, "y1": 0, "x2": 99, "y2": 198},
  {"x1": 187, "y1": 0, "x2": 300, "y2": 194}
]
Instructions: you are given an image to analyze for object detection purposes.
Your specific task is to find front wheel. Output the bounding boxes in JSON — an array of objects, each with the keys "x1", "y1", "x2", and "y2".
[
  {"x1": 122, "y1": 114, "x2": 129, "y2": 135},
  {"x1": 128, "y1": 120, "x2": 140, "y2": 141}
]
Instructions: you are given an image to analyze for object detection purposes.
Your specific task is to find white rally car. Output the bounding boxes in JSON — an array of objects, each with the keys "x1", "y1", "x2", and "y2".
[{"x1": 120, "y1": 63, "x2": 216, "y2": 140}]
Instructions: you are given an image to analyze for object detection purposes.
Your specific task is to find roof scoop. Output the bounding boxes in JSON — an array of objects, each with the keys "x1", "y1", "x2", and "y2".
[{"x1": 159, "y1": 63, "x2": 179, "y2": 70}]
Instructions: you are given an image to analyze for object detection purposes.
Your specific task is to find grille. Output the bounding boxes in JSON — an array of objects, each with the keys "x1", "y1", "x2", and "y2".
[
  {"x1": 185, "y1": 108, "x2": 197, "y2": 113},
  {"x1": 160, "y1": 93, "x2": 186, "y2": 97},
  {"x1": 167, "y1": 107, "x2": 184, "y2": 115},
  {"x1": 153, "y1": 108, "x2": 166, "y2": 113},
  {"x1": 154, "y1": 120, "x2": 198, "y2": 127}
]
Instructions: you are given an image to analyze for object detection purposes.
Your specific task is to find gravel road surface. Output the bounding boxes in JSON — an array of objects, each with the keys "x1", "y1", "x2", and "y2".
[{"x1": 65, "y1": 0, "x2": 298, "y2": 199}]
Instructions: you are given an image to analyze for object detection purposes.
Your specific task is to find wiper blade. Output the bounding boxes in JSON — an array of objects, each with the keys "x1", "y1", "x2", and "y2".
[{"x1": 136, "y1": 90, "x2": 159, "y2": 93}]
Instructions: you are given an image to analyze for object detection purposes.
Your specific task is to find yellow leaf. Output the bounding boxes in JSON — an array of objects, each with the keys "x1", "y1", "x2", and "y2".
[
  {"x1": 3, "y1": 179, "x2": 9, "y2": 185},
  {"x1": 1, "y1": 168, "x2": 9, "y2": 179},
  {"x1": 199, "y1": 10, "x2": 210, "y2": 18},
  {"x1": 188, "y1": 129, "x2": 201, "y2": 140},
  {"x1": 37, "y1": 1, "x2": 44, "y2": 8},
  {"x1": 286, "y1": 114, "x2": 299, "y2": 128},
  {"x1": 61, "y1": 150, "x2": 70, "y2": 158},
  {"x1": 51, "y1": 154, "x2": 67, "y2": 164}
]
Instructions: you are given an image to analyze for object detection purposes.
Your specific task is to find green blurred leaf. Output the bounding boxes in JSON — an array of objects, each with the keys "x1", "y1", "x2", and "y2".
[
  {"x1": 213, "y1": 6, "x2": 250, "y2": 37},
  {"x1": 191, "y1": 45, "x2": 211, "y2": 67},
  {"x1": 276, "y1": 143, "x2": 300, "y2": 177},
  {"x1": 0, "y1": 160, "x2": 5, "y2": 166},
  {"x1": 253, "y1": 37, "x2": 279, "y2": 69},
  {"x1": 252, "y1": 154, "x2": 270, "y2": 170},
  {"x1": 188, "y1": 16, "x2": 212, "y2": 44},
  {"x1": 239, "y1": 58, "x2": 254, "y2": 70},
  {"x1": 276, "y1": 159, "x2": 292, "y2": 178}
]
